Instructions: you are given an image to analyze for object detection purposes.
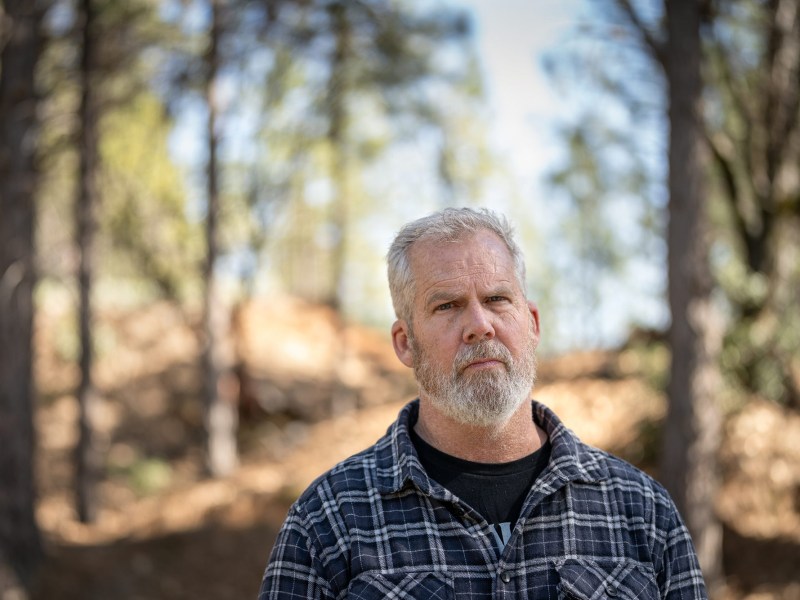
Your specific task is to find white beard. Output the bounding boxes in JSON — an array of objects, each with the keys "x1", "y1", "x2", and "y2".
[{"x1": 411, "y1": 323, "x2": 537, "y2": 427}]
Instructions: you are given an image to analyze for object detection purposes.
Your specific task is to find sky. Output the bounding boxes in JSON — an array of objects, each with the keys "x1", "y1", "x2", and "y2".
[{"x1": 459, "y1": 0, "x2": 580, "y2": 183}]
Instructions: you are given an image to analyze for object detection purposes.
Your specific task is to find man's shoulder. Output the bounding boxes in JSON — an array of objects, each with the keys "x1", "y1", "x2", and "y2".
[
  {"x1": 290, "y1": 415, "x2": 402, "y2": 515},
  {"x1": 578, "y1": 442, "x2": 678, "y2": 515},
  {"x1": 597, "y1": 446, "x2": 668, "y2": 491},
  {"x1": 535, "y1": 401, "x2": 673, "y2": 504},
  {"x1": 295, "y1": 443, "x2": 379, "y2": 505}
]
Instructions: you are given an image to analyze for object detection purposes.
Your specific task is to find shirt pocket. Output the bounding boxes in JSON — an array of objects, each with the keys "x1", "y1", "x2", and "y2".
[
  {"x1": 555, "y1": 558, "x2": 659, "y2": 600},
  {"x1": 346, "y1": 571, "x2": 453, "y2": 600}
]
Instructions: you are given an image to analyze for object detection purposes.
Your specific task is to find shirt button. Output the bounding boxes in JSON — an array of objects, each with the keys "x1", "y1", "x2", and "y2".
[{"x1": 499, "y1": 570, "x2": 511, "y2": 584}]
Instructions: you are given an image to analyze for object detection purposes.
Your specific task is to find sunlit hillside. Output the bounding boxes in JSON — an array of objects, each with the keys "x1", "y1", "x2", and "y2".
[{"x1": 30, "y1": 298, "x2": 800, "y2": 600}]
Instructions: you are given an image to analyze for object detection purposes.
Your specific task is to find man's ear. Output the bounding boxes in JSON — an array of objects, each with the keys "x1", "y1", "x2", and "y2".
[
  {"x1": 391, "y1": 319, "x2": 414, "y2": 368},
  {"x1": 527, "y1": 301, "x2": 541, "y2": 343}
]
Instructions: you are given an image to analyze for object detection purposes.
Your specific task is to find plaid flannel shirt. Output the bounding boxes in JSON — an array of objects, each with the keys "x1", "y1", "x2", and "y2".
[{"x1": 259, "y1": 400, "x2": 707, "y2": 599}]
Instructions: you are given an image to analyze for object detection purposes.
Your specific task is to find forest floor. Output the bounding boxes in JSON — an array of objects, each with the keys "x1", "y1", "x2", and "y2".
[{"x1": 28, "y1": 298, "x2": 800, "y2": 600}]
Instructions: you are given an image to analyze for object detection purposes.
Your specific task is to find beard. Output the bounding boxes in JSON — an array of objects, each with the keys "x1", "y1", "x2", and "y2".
[{"x1": 410, "y1": 322, "x2": 538, "y2": 428}]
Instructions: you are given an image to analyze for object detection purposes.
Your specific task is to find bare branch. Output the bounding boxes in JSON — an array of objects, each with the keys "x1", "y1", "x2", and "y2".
[
  {"x1": 705, "y1": 29, "x2": 762, "y2": 218},
  {"x1": 613, "y1": 0, "x2": 667, "y2": 68},
  {"x1": 707, "y1": 35, "x2": 755, "y2": 133},
  {"x1": 765, "y1": 0, "x2": 800, "y2": 186},
  {"x1": 706, "y1": 129, "x2": 750, "y2": 245}
]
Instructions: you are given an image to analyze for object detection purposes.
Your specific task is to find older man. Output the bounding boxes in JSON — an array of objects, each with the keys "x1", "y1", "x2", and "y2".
[{"x1": 258, "y1": 208, "x2": 707, "y2": 599}]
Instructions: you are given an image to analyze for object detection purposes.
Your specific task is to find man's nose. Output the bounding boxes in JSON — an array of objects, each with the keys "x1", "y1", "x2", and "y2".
[{"x1": 462, "y1": 303, "x2": 495, "y2": 343}]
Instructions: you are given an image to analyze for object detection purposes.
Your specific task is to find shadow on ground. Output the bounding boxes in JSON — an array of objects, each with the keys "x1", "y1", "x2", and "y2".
[
  {"x1": 33, "y1": 499, "x2": 290, "y2": 600},
  {"x1": 722, "y1": 524, "x2": 800, "y2": 595}
]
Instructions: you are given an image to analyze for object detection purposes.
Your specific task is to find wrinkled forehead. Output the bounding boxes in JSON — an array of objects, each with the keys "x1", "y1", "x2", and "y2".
[
  {"x1": 408, "y1": 230, "x2": 516, "y2": 288},
  {"x1": 409, "y1": 228, "x2": 511, "y2": 257}
]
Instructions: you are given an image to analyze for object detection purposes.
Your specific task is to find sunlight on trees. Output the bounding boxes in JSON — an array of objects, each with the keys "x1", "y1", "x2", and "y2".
[{"x1": 3, "y1": 0, "x2": 799, "y2": 596}]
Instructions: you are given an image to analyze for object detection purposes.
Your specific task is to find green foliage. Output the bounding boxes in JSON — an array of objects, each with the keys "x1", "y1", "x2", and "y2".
[
  {"x1": 542, "y1": 4, "x2": 667, "y2": 350},
  {"x1": 231, "y1": 0, "x2": 489, "y2": 308},
  {"x1": 107, "y1": 443, "x2": 173, "y2": 497},
  {"x1": 702, "y1": 0, "x2": 800, "y2": 406},
  {"x1": 100, "y1": 92, "x2": 201, "y2": 302},
  {"x1": 33, "y1": 0, "x2": 494, "y2": 322},
  {"x1": 546, "y1": 0, "x2": 800, "y2": 403},
  {"x1": 549, "y1": 125, "x2": 625, "y2": 269},
  {"x1": 127, "y1": 458, "x2": 173, "y2": 497},
  {"x1": 35, "y1": 0, "x2": 195, "y2": 301},
  {"x1": 619, "y1": 337, "x2": 670, "y2": 393}
]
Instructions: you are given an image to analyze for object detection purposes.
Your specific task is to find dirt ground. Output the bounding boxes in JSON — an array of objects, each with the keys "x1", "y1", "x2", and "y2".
[{"x1": 27, "y1": 300, "x2": 800, "y2": 599}]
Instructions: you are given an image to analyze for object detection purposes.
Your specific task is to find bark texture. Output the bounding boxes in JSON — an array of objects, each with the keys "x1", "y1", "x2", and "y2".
[
  {"x1": 662, "y1": 0, "x2": 723, "y2": 588},
  {"x1": 0, "y1": 0, "x2": 44, "y2": 591},
  {"x1": 75, "y1": 0, "x2": 103, "y2": 524},
  {"x1": 202, "y1": 0, "x2": 238, "y2": 477}
]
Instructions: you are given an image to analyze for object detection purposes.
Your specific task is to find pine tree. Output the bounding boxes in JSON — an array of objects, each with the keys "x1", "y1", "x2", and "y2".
[{"x1": 0, "y1": 0, "x2": 46, "y2": 591}]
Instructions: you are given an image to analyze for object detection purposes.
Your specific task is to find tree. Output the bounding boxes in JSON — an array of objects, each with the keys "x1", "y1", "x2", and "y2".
[
  {"x1": 207, "y1": 0, "x2": 477, "y2": 414},
  {"x1": 286, "y1": 0, "x2": 473, "y2": 412},
  {"x1": 157, "y1": 0, "x2": 488, "y2": 429},
  {"x1": 546, "y1": 0, "x2": 724, "y2": 586},
  {"x1": 705, "y1": 0, "x2": 800, "y2": 406},
  {"x1": 661, "y1": 0, "x2": 724, "y2": 587},
  {"x1": 163, "y1": 0, "x2": 296, "y2": 474},
  {"x1": 589, "y1": 0, "x2": 723, "y2": 586},
  {"x1": 542, "y1": 13, "x2": 666, "y2": 352},
  {"x1": 0, "y1": 0, "x2": 46, "y2": 592},
  {"x1": 314, "y1": 0, "x2": 470, "y2": 312},
  {"x1": 99, "y1": 92, "x2": 201, "y2": 303},
  {"x1": 74, "y1": 0, "x2": 102, "y2": 524},
  {"x1": 201, "y1": 0, "x2": 238, "y2": 476},
  {"x1": 435, "y1": 55, "x2": 496, "y2": 209},
  {"x1": 66, "y1": 0, "x2": 176, "y2": 521}
]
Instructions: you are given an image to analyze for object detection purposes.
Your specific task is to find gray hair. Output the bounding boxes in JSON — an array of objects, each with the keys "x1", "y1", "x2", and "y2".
[{"x1": 387, "y1": 207, "x2": 527, "y2": 322}]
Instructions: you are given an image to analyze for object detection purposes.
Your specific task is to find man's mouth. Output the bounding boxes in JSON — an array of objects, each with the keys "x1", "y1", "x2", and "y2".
[
  {"x1": 454, "y1": 341, "x2": 513, "y2": 375},
  {"x1": 460, "y1": 357, "x2": 506, "y2": 373}
]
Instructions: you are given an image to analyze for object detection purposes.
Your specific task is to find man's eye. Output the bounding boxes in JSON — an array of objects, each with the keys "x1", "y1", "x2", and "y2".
[
  {"x1": 436, "y1": 302, "x2": 453, "y2": 311},
  {"x1": 488, "y1": 296, "x2": 506, "y2": 303}
]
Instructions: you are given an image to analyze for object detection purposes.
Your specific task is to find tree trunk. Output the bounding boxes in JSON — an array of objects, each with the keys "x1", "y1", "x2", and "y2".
[
  {"x1": 75, "y1": 0, "x2": 102, "y2": 524},
  {"x1": 326, "y1": 1, "x2": 351, "y2": 315},
  {"x1": 326, "y1": 1, "x2": 357, "y2": 416},
  {"x1": 0, "y1": 0, "x2": 44, "y2": 592},
  {"x1": 202, "y1": 0, "x2": 238, "y2": 477},
  {"x1": 662, "y1": 0, "x2": 723, "y2": 589}
]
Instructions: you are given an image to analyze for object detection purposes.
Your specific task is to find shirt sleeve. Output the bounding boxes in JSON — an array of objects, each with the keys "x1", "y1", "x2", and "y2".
[
  {"x1": 659, "y1": 507, "x2": 709, "y2": 600},
  {"x1": 258, "y1": 505, "x2": 336, "y2": 600}
]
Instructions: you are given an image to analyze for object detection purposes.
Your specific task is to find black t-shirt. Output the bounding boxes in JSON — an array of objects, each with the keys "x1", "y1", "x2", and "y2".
[{"x1": 410, "y1": 425, "x2": 551, "y2": 551}]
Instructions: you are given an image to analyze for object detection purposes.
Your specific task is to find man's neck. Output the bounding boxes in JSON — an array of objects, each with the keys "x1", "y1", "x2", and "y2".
[{"x1": 414, "y1": 398, "x2": 546, "y2": 463}]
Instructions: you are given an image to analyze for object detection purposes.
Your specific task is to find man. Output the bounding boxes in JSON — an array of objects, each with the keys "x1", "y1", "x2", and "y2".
[{"x1": 258, "y1": 208, "x2": 707, "y2": 599}]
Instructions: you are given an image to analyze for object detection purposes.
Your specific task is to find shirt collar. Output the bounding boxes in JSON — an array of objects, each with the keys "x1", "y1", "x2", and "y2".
[
  {"x1": 375, "y1": 400, "x2": 433, "y2": 495},
  {"x1": 532, "y1": 401, "x2": 609, "y2": 485},
  {"x1": 374, "y1": 399, "x2": 608, "y2": 496}
]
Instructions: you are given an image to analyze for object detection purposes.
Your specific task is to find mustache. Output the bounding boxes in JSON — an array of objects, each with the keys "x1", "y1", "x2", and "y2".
[{"x1": 454, "y1": 341, "x2": 513, "y2": 373}]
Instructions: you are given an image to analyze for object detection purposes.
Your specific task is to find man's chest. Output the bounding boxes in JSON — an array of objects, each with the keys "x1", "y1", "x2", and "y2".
[{"x1": 325, "y1": 486, "x2": 661, "y2": 599}]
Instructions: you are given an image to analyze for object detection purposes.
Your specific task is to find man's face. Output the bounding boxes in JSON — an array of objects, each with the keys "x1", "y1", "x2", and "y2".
[{"x1": 392, "y1": 229, "x2": 539, "y2": 427}]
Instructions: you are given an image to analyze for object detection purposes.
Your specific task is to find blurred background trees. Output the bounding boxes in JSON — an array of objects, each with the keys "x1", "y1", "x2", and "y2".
[
  {"x1": 2, "y1": 0, "x2": 487, "y2": 591},
  {"x1": 1, "y1": 0, "x2": 799, "y2": 596},
  {"x1": 548, "y1": 0, "x2": 800, "y2": 409}
]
